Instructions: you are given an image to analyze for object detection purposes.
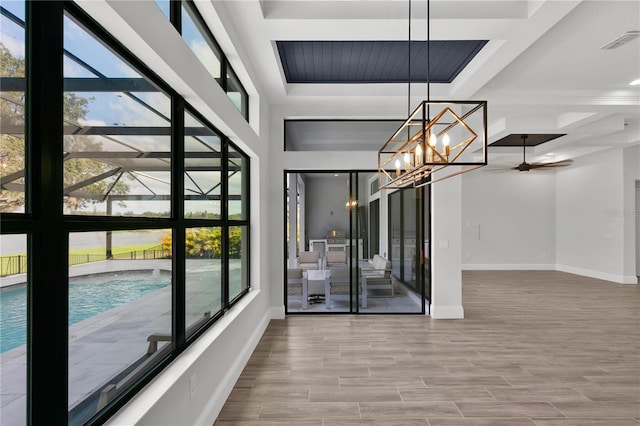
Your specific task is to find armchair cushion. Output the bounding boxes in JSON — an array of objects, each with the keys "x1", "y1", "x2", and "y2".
[
  {"x1": 371, "y1": 254, "x2": 392, "y2": 278},
  {"x1": 298, "y1": 251, "x2": 320, "y2": 271},
  {"x1": 326, "y1": 250, "x2": 347, "y2": 267},
  {"x1": 362, "y1": 254, "x2": 394, "y2": 297}
]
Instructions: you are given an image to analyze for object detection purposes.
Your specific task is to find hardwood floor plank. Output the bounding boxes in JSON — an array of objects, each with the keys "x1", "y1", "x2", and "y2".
[
  {"x1": 258, "y1": 402, "x2": 360, "y2": 419},
  {"x1": 323, "y1": 420, "x2": 428, "y2": 426},
  {"x1": 552, "y1": 401, "x2": 640, "y2": 417},
  {"x1": 399, "y1": 387, "x2": 496, "y2": 402},
  {"x1": 214, "y1": 271, "x2": 640, "y2": 425},
  {"x1": 215, "y1": 420, "x2": 322, "y2": 426},
  {"x1": 455, "y1": 401, "x2": 564, "y2": 417},
  {"x1": 531, "y1": 419, "x2": 640, "y2": 426},
  {"x1": 358, "y1": 401, "x2": 461, "y2": 418},
  {"x1": 427, "y1": 419, "x2": 537, "y2": 426},
  {"x1": 309, "y1": 386, "x2": 402, "y2": 402}
]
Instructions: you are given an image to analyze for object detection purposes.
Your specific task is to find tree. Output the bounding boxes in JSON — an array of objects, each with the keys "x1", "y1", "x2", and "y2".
[
  {"x1": 161, "y1": 228, "x2": 243, "y2": 259},
  {"x1": 0, "y1": 43, "x2": 26, "y2": 211},
  {"x1": 0, "y1": 42, "x2": 131, "y2": 213}
]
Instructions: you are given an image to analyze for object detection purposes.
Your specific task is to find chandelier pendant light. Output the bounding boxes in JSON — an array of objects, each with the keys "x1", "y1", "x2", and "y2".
[{"x1": 378, "y1": 0, "x2": 488, "y2": 189}]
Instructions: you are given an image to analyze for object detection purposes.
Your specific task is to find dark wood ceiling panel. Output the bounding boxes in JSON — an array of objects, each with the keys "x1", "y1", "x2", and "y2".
[
  {"x1": 490, "y1": 134, "x2": 566, "y2": 147},
  {"x1": 277, "y1": 40, "x2": 488, "y2": 83}
]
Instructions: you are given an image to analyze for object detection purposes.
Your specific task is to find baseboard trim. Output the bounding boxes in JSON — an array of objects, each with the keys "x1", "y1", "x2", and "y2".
[
  {"x1": 462, "y1": 264, "x2": 555, "y2": 271},
  {"x1": 556, "y1": 264, "x2": 639, "y2": 285},
  {"x1": 462, "y1": 264, "x2": 638, "y2": 285},
  {"x1": 198, "y1": 304, "x2": 280, "y2": 425},
  {"x1": 430, "y1": 304, "x2": 464, "y2": 319}
]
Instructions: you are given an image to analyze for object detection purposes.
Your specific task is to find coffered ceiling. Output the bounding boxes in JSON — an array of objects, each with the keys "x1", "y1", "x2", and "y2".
[{"x1": 209, "y1": 0, "x2": 639, "y2": 162}]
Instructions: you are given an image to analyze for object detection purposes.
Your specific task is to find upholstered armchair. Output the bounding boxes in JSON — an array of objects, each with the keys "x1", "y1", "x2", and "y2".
[
  {"x1": 298, "y1": 251, "x2": 321, "y2": 271},
  {"x1": 326, "y1": 250, "x2": 347, "y2": 269}
]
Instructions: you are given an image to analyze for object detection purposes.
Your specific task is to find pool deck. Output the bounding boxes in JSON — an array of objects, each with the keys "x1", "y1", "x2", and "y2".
[{"x1": 0, "y1": 259, "x2": 221, "y2": 426}]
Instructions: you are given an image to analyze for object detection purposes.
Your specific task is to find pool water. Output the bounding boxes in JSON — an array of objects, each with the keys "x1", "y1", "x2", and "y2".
[{"x1": 0, "y1": 271, "x2": 171, "y2": 353}]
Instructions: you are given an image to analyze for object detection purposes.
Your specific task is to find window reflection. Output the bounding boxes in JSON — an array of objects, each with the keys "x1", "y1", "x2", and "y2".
[
  {"x1": 68, "y1": 230, "x2": 172, "y2": 423},
  {"x1": 181, "y1": 2, "x2": 222, "y2": 82},
  {"x1": 63, "y1": 15, "x2": 171, "y2": 217},
  {"x1": 228, "y1": 226, "x2": 248, "y2": 301},
  {"x1": 0, "y1": 1, "x2": 26, "y2": 213},
  {"x1": 180, "y1": 1, "x2": 248, "y2": 120},
  {"x1": 226, "y1": 67, "x2": 248, "y2": 118},
  {"x1": 228, "y1": 144, "x2": 247, "y2": 220},
  {"x1": 0, "y1": 233, "x2": 27, "y2": 426},
  {"x1": 185, "y1": 227, "x2": 222, "y2": 335},
  {"x1": 185, "y1": 110, "x2": 222, "y2": 218}
]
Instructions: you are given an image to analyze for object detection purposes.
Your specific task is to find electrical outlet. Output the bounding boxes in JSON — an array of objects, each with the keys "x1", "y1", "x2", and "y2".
[{"x1": 190, "y1": 374, "x2": 196, "y2": 399}]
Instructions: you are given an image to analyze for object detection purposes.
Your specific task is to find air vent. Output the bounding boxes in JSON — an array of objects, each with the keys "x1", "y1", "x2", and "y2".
[{"x1": 601, "y1": 30, "x2": 640, "y2": 49}]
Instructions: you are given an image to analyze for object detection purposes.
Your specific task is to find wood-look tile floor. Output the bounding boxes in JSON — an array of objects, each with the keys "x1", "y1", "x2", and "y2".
[{"x1": 215, "y1": 271, "x2": 640, "y2": 425}]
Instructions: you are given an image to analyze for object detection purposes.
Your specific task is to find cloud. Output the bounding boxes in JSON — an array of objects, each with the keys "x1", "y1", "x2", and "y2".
[{"x1": 189, "y1": 40, "x2": 221, "y2": 79}]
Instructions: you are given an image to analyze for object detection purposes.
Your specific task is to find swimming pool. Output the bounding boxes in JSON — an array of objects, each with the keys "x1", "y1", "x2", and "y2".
[{"x1": 0, "y1": 271, "x2": 171, "y2": 353}]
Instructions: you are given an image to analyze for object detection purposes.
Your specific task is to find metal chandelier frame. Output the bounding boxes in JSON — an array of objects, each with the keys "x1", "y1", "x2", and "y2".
[{"x1": 378, "y1": 0, "x2": 487, "y2": 189}]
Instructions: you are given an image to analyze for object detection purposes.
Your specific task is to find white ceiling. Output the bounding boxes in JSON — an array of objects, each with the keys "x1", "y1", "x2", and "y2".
[{"x1": 210, "y1": 0, "x2": 640, "y2": 163}]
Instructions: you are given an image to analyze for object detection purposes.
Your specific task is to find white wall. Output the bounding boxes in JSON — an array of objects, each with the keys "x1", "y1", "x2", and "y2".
[
  {"x1": 461, "y1": 168, "x2": 556, "y2": 269},
  {"x1": 556, "y1": 148, "x2": 636, "y2": 284},
  {"x1": 305, "y1": 175, "x2": 351, "y2": 242}
]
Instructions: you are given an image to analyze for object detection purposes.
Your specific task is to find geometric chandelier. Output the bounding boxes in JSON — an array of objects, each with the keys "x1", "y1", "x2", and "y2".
[
  {"x1": 378, "y1": 99, "x2": 487, "y2": 188},
  {"x1": 378, "y1": 0, "x2": 487, "y2": 189}
]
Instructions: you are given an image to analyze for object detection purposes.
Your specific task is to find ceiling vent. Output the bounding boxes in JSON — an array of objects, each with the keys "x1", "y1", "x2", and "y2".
[{"x1": 601, "y1": 30, "x2": 640, "y2": 49}]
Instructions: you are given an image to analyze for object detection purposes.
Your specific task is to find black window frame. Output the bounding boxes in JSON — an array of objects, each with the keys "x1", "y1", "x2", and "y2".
[
  {"x1": 0, "y1": 1, "x2": 251, "y2": 424},
  {"x1": 177, "y1": 0, "x2": 249, "y2": 121}
]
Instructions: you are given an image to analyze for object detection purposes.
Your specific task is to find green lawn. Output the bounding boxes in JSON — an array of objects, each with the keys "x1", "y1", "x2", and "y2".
[
  {"x1": 69, "y1": 243, "x2": 162, "y2": 256},
  {"x1": 1, "y1": 243, "x2": 165, "y2": 276}
]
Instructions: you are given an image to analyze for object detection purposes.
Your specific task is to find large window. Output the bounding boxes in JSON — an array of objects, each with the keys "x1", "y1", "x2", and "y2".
[
  {"x1": 180, "y1": 1, "x2": 249, "y2": 120},
  {"x1": 0, "y1": 3, "x2": 250, "y2": 425}
]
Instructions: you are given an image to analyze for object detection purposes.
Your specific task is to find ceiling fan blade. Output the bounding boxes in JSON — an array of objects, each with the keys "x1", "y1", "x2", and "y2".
[
  {"x1": 482, "y1": 164, "x2": 520, "y2": 172},
  {"x1": 528, "y1": 159, "x2": 573, "y2": 169},
  {"x1": 485, "y1": 167, "x2": 518, "y2": 173}
]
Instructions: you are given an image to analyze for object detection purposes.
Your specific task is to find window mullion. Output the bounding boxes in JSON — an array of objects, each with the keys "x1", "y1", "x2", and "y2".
[
  {"x1": 170, "y1": 0, "x2": 181, "y2": 32},
  {"x1": 172, "y1": 96, "x2": 186, "y2": 350},
  {"x1": 26, "y1": 1, "x2": 68, "y2": 424},
  {"x1": 221, "y1": 138, "x2": 229, "y2": 309}
]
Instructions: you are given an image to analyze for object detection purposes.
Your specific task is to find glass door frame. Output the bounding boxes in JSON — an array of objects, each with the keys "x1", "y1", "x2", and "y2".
[{"x1": 283, "y1": 169, "x2": 428, "y2": 315}]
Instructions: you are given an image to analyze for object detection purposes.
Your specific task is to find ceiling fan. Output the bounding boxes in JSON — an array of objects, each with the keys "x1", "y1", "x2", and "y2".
[{"x1": 510, "y1": 134, "x2": 573, "y2": 172}]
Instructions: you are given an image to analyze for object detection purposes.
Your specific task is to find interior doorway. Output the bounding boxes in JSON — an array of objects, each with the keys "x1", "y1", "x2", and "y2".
[{"x1": 284, "y1": 171, "x2": 428, "y2": 314}]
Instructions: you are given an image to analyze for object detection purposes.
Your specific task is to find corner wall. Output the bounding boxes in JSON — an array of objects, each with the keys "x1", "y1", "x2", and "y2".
[{"x1": 556, "y1": 148, "x2": 636, "y2": 284}]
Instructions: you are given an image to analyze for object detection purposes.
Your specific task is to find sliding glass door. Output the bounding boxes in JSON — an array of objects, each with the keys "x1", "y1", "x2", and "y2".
[{"x1": 284, "y1": 171, "x2": 427, "y2": 314}]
